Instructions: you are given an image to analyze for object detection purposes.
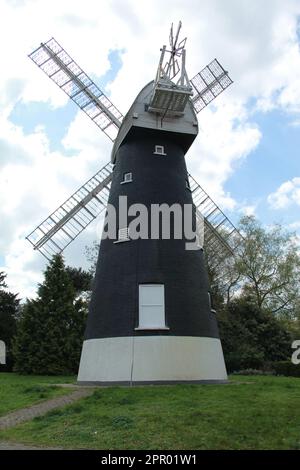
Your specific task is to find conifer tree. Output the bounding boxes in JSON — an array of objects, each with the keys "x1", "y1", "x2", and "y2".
[
  {"x1": 13, "y1": 300, "x2": 42, "y2": 374},
  {"x1": 14, "y1": 255, "x2": 87, "y2": 375}
]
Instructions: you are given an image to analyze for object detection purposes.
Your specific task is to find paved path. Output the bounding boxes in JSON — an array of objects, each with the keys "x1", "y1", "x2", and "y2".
[
  {"x1": 0, "y1": 388, "x2": 94, "y2": 431},
  {"x1": 0, "y1": 387, "x2": 95, "y2": 450},
  {"x1": 0, "y1": 441, "x2": 61, "y2": 450}
]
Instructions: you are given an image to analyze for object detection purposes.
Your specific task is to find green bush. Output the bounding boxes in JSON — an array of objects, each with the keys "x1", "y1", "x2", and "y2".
[
  {"x1": 218, "y1": 298, "x2": 291, "y2": 373},
  {"x1": 272, "y1": 361, "x2": 300, "y2": 378},
  {"x1": 232, "y1": 369, "x2": 275, "y2": 376}
]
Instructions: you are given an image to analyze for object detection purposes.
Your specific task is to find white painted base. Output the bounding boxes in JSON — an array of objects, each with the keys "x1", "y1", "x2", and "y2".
[{"x1": 77, "y1": 336, "x2": 227, "y2": 384}]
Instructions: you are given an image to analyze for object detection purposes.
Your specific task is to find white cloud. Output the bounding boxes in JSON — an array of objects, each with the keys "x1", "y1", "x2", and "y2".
[
  {"x1": 287, "y1": 222, "x2": 300, "y2": 247},
  {"x1": 288, "y1": 221, "x2": 300, "y2": 231},
  {"x1": 268, "y1": 177, "x2": 300, "y2": 209},
  {"x1": 187, "y1": 100, "x2": 261, "y2": 210},
  {"x1": 1, "y1": 0, "x2": 300, "y2": 297},
  {"x1": 239, "y1": 204, "x2": 257, "y2": 217},
  {"x1": 0, "y1": 106, "x2": 110, "y2": 298}
]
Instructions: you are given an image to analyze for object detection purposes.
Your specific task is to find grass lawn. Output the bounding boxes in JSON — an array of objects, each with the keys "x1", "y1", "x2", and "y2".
[
  {"x1": 0, "y1": 373, "x2": 76, "y2": 416},
  {"x1": 0, "y1": 374, "x2": 299, "y2": 449}
]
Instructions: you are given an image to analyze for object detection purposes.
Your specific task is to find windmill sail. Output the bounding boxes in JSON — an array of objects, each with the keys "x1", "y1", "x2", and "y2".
[
  {"x1": 190, "y1": 173, "x2": 243, "y2": 264},
  {"x1": 29, "y1": 38, "x2": 123, "y2": 141},
  {"x1": 27, "y1": 37, "x2": 239, "y2": 263},
  {"x1": 191, "y1": 59, "x2": 233, "y2": 113},
  {"x1": 26, "y1": 162, "x2": 114, "y2": 259},
  {"x1": 27, "y1": 161, "x2": 242, "y2": 262}
]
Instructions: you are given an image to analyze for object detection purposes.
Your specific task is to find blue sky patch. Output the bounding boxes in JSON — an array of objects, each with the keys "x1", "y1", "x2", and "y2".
[
  {"x1": 10, "y1": 100, "x2": 77, "y2": 154},
  {"x1": 225, "y1": 107, "x2": 300, "y2": 226}
]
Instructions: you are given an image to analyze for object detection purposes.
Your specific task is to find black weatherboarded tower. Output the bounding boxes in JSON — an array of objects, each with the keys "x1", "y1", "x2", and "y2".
[{"x1": 27, "y1": 23, "x2": 237, "y2": 384}]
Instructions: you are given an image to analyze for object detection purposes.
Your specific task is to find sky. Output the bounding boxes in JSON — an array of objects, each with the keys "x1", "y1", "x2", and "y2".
[{"x1": 0, "y1": 0, "x2": 299, "y2": 299}]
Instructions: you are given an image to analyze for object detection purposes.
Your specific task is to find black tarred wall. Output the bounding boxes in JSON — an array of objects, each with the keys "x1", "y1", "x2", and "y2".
[{"x1": 85, "y1": 130, "x2": 220, "y2": 340}]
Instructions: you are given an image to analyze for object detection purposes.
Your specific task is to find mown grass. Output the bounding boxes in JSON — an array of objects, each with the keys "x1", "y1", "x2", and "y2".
[
  {"x1": 0, "y1": 373, "x2": 76, "y2": 416},
  {"x1": 1, "y1": 375, "x2": 300, "y2": 449}
]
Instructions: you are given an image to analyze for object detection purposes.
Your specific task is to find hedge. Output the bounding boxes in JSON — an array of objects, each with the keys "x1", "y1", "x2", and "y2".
[{"x1": 272, "y1": 361, "x2": 300, "y2": 378}]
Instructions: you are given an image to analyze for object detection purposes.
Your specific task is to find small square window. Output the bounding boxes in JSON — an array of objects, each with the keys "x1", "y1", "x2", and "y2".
[
  {"x1": 121, "y1": 172, "x2": 133, "y2": 184},
  {"x1": 153, "y1": 145, "x2": 167, "y2": 156},
  {"x1": 113, "y1": 227, "x2": 130, "y2": 244}
]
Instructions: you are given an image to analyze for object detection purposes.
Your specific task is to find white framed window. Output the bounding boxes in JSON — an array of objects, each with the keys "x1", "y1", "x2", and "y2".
[
  {"x1": 135, "y1": 284, "x2": 169, "y2": 330},
  {"x1": 121, "y1": 172, "x2": 133, "y2": 184},
  {"x1": 208, "y1": 292, "x2": 216, "y2": 314},
  {"x1": 114, "y1": 227, "x2": 130, "y2": 244},
  {"x1": 153, "y1": 145, "x2": 167, "y2": 156}
]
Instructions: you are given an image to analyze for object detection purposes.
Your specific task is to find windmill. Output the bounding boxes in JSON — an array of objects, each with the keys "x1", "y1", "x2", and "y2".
[{"x1": 27, "y1": 22, "x2": 241, "y2": 384}]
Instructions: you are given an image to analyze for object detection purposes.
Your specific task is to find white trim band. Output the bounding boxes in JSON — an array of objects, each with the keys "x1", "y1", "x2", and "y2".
[{"x1": 78, "y1": 336, "x2": 227, "y2": 383}]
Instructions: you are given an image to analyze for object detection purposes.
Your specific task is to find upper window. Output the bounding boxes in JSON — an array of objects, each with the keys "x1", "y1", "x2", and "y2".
[
  {"x1": 121, "y1": 172, "x2": 133, "y2": 184},
  {"x1": 153, "y1": 145, "x2": 167, "y2": 156},
  {"x1": 208, "y1": 292, "x2": 216, "y2": 314},
  {"x1": 114, "y1": 227, "x2": 130, "y2": 244},
  {"x1": 186, "y1": 178, "x2": 191, "y2": 190},
  {"x1": 136, "y1": 284, "x2": 169, "y2": 330}
]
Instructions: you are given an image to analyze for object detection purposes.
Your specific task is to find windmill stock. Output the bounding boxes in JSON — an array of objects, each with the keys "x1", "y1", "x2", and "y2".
[{"x1": 27, "y1": 23, "x2": 241, "y2": 384}]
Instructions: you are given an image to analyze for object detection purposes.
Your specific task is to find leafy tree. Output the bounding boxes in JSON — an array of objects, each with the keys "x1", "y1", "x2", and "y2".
[
  {"x1": 14, "y1": 255, "x2": 87, "y2": 375},
  {"x1": 0, "y1": 272, "x2": 7, "y2": 289},
  {"x1": 207, "y1": 216, "x2": 300, "y2": 318},
  {"x1": 85, "y1": 240, "x2": 100, "y2": 277},
  {"x1": 237, "y1": 216, "x2": 300, "y2": 316},
  {"x1": 207, "y1": 255, "x2": 240, "y2": 311},
  {"x1": 0, "y1": 272, "x2": 19, "y2": 372}
]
